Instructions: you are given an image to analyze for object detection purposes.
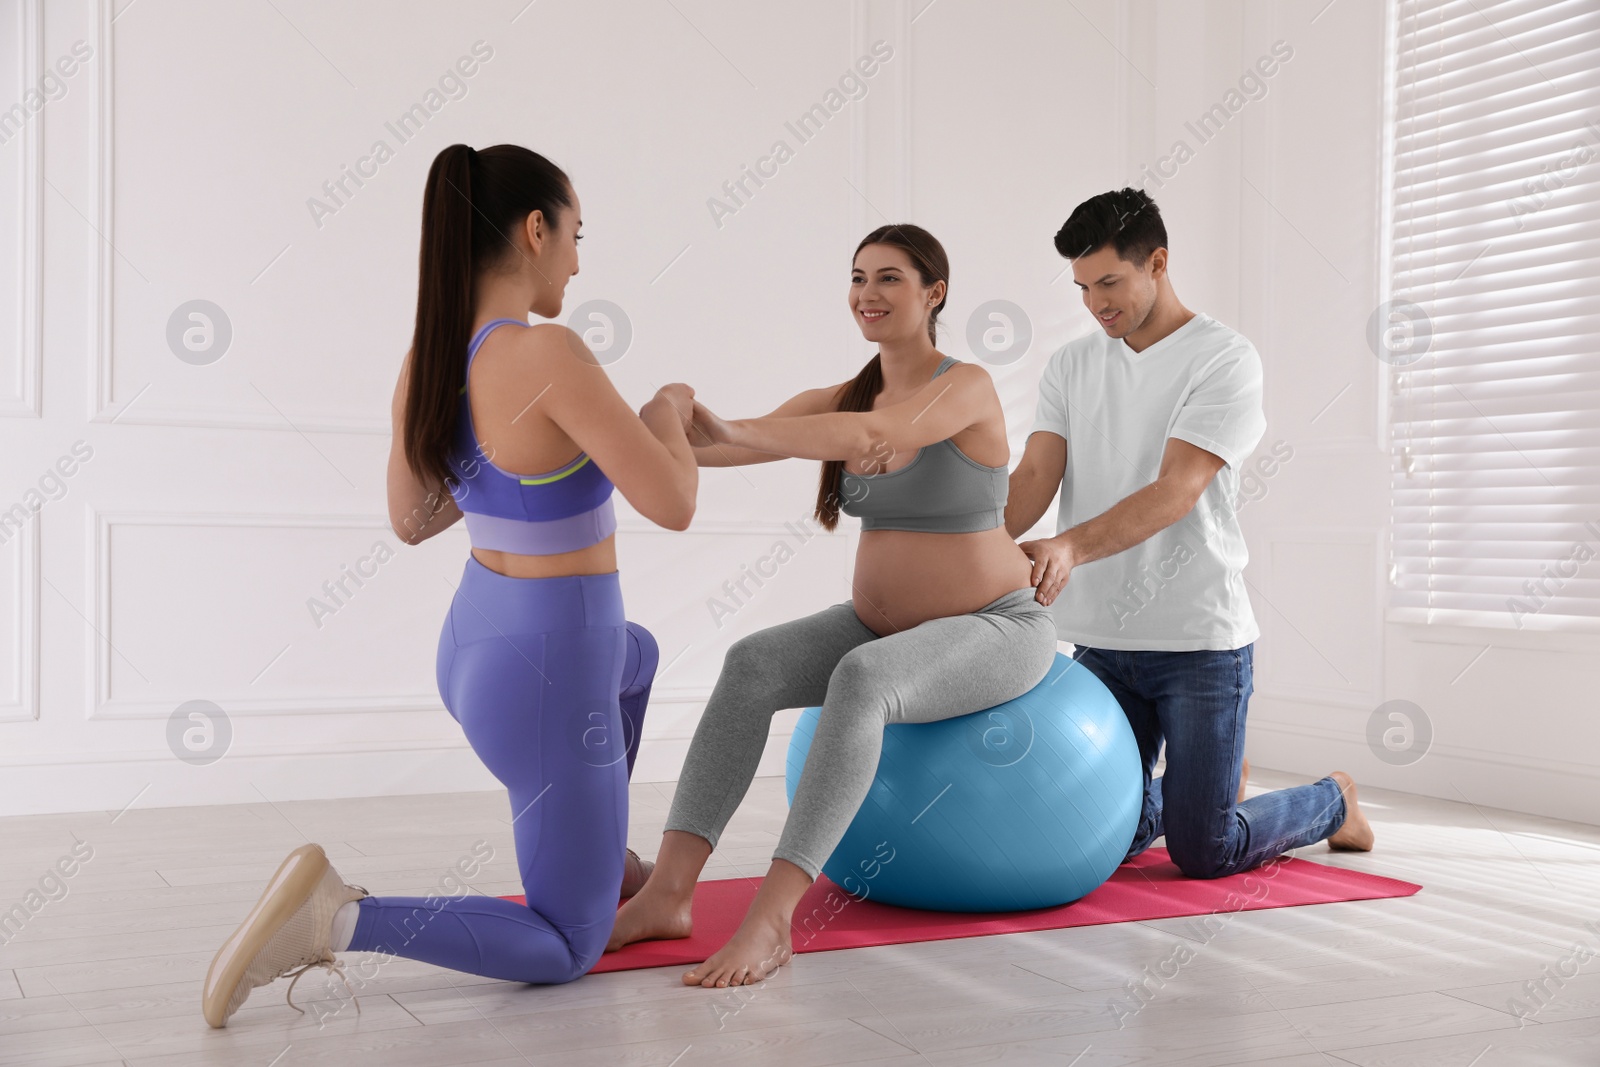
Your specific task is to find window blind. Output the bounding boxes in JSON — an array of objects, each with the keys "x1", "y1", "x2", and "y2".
[{"x1": 1387, "y1": 0, "x2": 1600, "y2": 630}]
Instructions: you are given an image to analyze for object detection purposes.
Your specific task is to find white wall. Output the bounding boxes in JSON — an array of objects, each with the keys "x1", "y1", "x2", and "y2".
[
  {"x1": 2, "y1": 0, "x2": 1594, "y2": 824},
  {"x1": 1, "y1": 0, "x2": 871, "y2": 815}
]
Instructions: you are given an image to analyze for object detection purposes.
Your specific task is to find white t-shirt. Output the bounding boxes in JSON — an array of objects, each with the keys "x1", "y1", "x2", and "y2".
[{"x1": 1029, "y1": 311, "x2": 1266, "y2": 652}]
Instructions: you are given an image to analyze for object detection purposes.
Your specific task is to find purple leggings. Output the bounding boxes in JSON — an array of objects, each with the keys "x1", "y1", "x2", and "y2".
[{"x1": 345, "y1": 558, "x2": 656, "y2": 982}]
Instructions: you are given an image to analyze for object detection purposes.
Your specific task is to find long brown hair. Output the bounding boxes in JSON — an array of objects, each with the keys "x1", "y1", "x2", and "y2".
[
  {"x1": 813, "y1": 224, "x2": 950, "y2": 531},
  {"x1": 403, "y1": 143, "x2": 573, "y2": 491}
]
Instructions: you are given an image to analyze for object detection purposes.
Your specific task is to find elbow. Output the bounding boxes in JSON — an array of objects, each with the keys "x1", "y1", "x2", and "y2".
[
  {"x1": 388, "y1": 504, "x2": 432, "y2": 545},
  {"x1": 632, "y1": 481, "x2": 696, "y2": 532},
  {"x1": 1166, "y1": 482, "x2": 1209, "y2": 526},
  {"x1": 1002, "y1": 506, "x2": 1026, "y2": 541},
  {"x1": 661, "y1": 501, "x2": 695, "y2": 532},
  {"x1": 655, "y1": 481, "x2": 697, "y2": 532}
]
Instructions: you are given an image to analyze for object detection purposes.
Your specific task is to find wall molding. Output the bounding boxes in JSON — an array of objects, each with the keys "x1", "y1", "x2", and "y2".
[
  {"x1": 0, "y1": 509, "x2": 40, "y2": 722},
  {"x1": 90, "y1": 405, "x2": 391, "y2": 433},
  {"x1": 0, "y1": 734, "x2": 480, "y2": 768},
  {"x1": 86, "y1": 509, "x2": 752, "y2": 719},
  {"x1": 83, "y1": 0, "x2": 385, "y2": 435},
  {"x1": 0, "y1": 0, "x2": 42, "y2": 419},
  {"x1": 89, "y1": 508, "x2": 428, "y2": 718},
  {"x1": 1251, "y1": 682, "x2": 1372, "y2": 710},
  {"x1": 0, "y1": 721, "x2": 791, "y2": 815},
  {"x1": 88, "y1": 0, "x2": 111, "y2": 423},
  {"x1": 0, "y1": 743, "x2": 498, "y2": 816}
]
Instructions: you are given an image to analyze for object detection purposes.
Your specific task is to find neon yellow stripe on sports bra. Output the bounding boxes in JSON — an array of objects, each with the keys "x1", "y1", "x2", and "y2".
[{"x1": 519, "y1": 454, "x2": 592, "y2": 486}]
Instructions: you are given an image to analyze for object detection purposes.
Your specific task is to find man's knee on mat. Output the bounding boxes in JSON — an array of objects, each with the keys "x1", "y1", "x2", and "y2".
[{"x1": 1164, "y1": 836, "x2": 1238, "y2": 881}]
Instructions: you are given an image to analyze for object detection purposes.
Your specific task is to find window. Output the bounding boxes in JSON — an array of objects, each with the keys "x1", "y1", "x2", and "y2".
[{"x1": 1385, "y1": 0, "x2": 1600, "y2": 630}]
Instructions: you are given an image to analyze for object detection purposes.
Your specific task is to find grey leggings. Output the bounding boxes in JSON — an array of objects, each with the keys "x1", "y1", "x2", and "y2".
[{"x1": 664, "y1": 585, "x2": 1059, "y2": 880}]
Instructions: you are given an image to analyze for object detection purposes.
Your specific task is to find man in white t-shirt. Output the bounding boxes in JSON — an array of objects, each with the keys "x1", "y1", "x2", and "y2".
[{"x1": 1007, "y1": 187, "x2": 1374, "y2": 878}]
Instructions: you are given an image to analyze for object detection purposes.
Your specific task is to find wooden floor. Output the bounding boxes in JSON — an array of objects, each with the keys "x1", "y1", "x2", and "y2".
[{"x1": 2, "y1": 767, "x2": 1598, "y2": 1066}]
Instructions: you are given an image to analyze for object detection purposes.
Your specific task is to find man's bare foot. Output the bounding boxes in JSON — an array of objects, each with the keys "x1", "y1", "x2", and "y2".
[
  {"x1": 606, "y1": 879, "x2": 693, "y2": 952},
  {"x1": 683, "y1": 911, "x2": 792, "y2": 988},
  {"x1": 1237, "y1": 757, "x2": 1250, "y2": 804},
  {"x1": 1326, "y1": 771, "x2": 1375, "y2": 851}
]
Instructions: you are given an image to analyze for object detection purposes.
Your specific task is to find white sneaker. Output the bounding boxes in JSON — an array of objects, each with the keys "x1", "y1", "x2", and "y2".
[{"x1": 202, "y1": 843, "x2": 369, "y2": 1028}]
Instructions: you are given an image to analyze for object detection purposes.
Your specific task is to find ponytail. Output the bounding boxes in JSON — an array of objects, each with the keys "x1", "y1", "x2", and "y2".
[
  {"x1": 814, "y1": 356, "x2": 885, "y2": 531},
  {"x1": 404, "y1": 143, "x2": 573, "y2": 491}
]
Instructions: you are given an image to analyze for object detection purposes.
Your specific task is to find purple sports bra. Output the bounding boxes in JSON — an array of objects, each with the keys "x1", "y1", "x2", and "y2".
[{"x1": 446, "y1": 319, "x2": 617, "y2": 554}]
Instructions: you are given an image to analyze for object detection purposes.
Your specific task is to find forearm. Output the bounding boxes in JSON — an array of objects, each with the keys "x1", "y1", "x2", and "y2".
[
  {"x1": 399, "y1": 490, "x2": 462, "y2": 544},
  {"x1": 725, "y1": 412, "x2": 873, "y2": 463},
  {"x1": 387, "y1": 371, "x2": 462, "y2": 544},
  {"x1": 1056, "y1": 478, "x2": 1194, "y2": 565},
  {"x1": 1005, "y1": 468, "x2": 1058, "y2": 538},
  {"x1": 692, "y1": 444, "x2": 786, "y2": 467},
  {"x1": 388, "y1": 449, "x2": 462, "y2": 545},
  {"x1": 641, "y1": 398, "x2": 699, "y2": 496}
]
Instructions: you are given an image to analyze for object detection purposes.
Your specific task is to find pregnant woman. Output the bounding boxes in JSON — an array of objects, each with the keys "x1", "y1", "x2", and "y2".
[
  {"x1": 202, "y1": 143, "x2": 699, "y2": 1027},
  {"x1": 608, "y1": 224, "x2": 1060, "y2": 987}
]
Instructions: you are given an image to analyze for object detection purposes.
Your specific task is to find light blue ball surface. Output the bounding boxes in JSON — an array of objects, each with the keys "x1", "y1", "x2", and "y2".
[{"x1": 785, "y1": 651, "x2": 1141, "y2": 912}]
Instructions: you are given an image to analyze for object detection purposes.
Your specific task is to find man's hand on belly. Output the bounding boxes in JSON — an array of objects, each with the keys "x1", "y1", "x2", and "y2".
[{"x1": 1019, "y1": 535, "x2": 1079, "y2": 606}]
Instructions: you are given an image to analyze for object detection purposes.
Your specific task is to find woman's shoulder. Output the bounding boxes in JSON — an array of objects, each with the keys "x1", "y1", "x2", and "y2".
[
  {"x1": 476, "y1": 321, "x2": 603, "y2": 376},
  {"x1": 932, "y1": 355, "x2": 998, "y2": 395}
]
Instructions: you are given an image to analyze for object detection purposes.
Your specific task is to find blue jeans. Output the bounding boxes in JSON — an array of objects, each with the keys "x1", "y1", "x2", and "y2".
[{"x1": 1072, "y1": 643, "x2": 1347, "y2": 880}]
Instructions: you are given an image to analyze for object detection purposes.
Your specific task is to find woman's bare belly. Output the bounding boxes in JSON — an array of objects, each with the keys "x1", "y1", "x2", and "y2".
[
  {"x1": 849, "y1": 527, "x2": 1037, "y2": 637},
  {"x1": 471, "y1": 536, "x2": 618, "y2": 579}
]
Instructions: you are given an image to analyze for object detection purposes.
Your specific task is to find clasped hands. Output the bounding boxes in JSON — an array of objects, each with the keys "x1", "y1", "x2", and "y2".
[
  {"x1": 649, "y1": 383, "x2": 1075, "y2": 606},
  {"x1": 647, "y1": 383, "x2": 732, "y2": 448}
]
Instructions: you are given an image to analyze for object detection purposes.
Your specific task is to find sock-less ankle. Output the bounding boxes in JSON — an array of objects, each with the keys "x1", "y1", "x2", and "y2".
[{"x1": 330, "y1": 900, "x2": 360, "y2": 953}]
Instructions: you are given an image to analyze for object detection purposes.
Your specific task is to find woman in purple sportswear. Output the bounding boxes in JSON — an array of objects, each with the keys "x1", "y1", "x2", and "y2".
[{"x1": 202, "y1": 143, "x2": 700, "y2": 1027}]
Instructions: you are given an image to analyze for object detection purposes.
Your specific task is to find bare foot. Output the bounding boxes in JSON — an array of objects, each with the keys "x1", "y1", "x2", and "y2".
[
  {"x1": 1237, "y1": 757, "x2": 1250, "y2": 805},
  {"x1": 620, "y1": 848, "x2": 653, "y2": 900},
  {"x1": 1326, "y1": 771, "x2": 1375, "y2": 851},
  {"x1": 683, "y1": 911, "x2": 792, "y2": 988},
  {"x1": 606, "y1": 878, "x2": 693, "y2": 952}
]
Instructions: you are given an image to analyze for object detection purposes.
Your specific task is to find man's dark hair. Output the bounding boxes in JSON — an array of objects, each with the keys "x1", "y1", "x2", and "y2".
[{"x1": 1053, "y1": 187, "x2": 1168, "y2": 266}]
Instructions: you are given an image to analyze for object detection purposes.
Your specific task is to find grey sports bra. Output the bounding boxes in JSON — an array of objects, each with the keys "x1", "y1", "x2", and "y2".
[{"x1": 836, "y1": 356, "x2": 1008, "y2": 533}]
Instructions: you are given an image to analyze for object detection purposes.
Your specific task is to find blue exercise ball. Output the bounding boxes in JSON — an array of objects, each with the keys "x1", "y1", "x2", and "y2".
[{"x1": 785, "y1": 651, "x2": 1141, "y2": 912}]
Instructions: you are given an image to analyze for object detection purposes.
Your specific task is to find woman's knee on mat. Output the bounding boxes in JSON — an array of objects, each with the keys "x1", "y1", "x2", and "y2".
[{"x1": 499, "y1": 929, "x2": 602, "y2": 985}]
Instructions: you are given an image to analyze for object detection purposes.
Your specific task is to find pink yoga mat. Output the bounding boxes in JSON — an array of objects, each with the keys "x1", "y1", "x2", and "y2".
[{"x1": 501, "y1": 847, "x2": 1420, "y2": 974}]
